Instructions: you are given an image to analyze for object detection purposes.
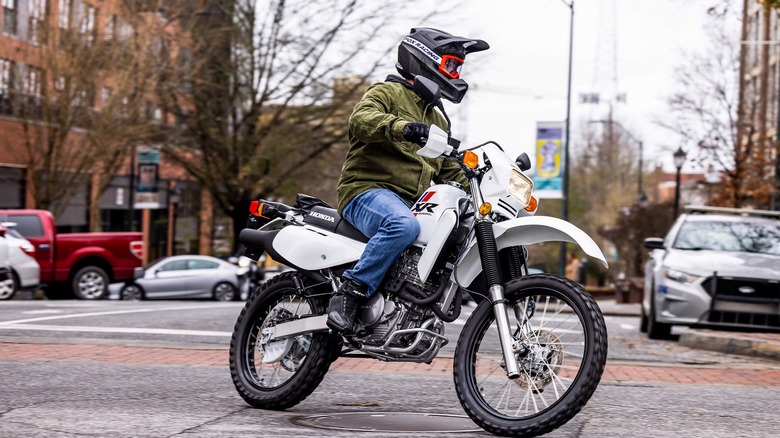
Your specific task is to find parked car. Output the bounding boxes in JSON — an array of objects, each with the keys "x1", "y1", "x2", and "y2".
[
  {"x1": 0, "y1": 209, "x2": 143, "y2": 300},
  {"x1": 0, "y1": 225, "x2": 12, "y2": 300},
  {"x1": 0, "y1": 223, "x2": 40, "y2": 300},
  {"x1": 641, "y1": 205, "x2": 780, "y2": 339},
  {"x1": 110, "y1": 255, "x2": 250, "y2": 301}
]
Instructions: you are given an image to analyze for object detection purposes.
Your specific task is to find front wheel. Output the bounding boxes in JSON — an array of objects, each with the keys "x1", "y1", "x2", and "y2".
[
  {"x1": 229, "y1": 272, "x2": 336, "y2": 410},
  {"x1": 454, "y1": 274, "x2": 608, "y2": 437}
]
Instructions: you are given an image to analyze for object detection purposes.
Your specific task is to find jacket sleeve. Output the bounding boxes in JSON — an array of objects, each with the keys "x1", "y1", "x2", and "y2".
[
  {"x1": 434, "y1": 159, "x2": 470, "y2": 189},
  {"x1": 349, "y1": 85, "x2": 408, "y2": 144}
]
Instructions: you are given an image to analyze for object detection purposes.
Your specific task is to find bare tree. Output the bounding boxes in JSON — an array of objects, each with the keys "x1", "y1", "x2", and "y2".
[
  {"x1": 152, "y1": 0, "x2": 436, "y2": 250},
  {"x1": 4, "y1": 3, "x2": 155, "y2": 228},
  {"x1": 660, "y1": 9, "x2": 771, "y2": 208}
]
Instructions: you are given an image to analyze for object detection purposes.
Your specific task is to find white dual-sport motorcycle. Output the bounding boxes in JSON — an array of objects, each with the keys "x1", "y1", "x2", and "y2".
[{"x1": 229, "y1": 76, "x2": 609, "y2": 437}]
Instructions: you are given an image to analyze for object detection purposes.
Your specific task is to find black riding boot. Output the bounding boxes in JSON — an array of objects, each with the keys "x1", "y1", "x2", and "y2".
[{"x1": 327, "y1": 279, "x2": 366, "y2": 335}]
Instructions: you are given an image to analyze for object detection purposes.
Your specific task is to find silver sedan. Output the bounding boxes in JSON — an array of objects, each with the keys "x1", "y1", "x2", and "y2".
[{"x1": 111, "y1": 255, "x2": 249, "y2": 301}]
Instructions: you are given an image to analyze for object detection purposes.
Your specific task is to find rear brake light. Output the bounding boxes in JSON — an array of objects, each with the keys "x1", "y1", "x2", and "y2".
[
  {"x1": 20, "y1": 243, "x2": 35, "y2": 257},
  {"x1": 130, "y1": 241, "x2": 144, "y2": 260}
]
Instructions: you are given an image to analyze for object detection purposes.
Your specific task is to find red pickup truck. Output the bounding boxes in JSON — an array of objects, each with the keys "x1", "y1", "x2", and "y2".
[{"x1": 0, "y1": 209, "x2": 144, "y2": 300}]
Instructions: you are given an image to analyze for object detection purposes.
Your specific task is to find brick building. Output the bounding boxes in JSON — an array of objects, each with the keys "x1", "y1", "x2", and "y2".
[{"x1": 0, "y1": 0, "x2": 210, "y2": 260}]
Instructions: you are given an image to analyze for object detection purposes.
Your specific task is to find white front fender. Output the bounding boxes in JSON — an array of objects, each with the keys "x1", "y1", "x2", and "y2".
[{"x1": 454, "y1": 216, "x2": 608, "y2": 286}]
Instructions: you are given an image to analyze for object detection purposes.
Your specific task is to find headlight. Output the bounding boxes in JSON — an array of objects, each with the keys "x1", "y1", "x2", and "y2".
[
  {"x1": 663, "y1": 268, "x2": 700, "y2": 284},
  {"x1": 238, "y1": 256, "x2": 252, "y2": 268},
  {"x1": 508, "y1": 169, "x2": 534, "y2": 207}
]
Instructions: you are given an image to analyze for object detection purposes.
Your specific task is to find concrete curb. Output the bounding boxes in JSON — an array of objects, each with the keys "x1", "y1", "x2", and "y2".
[{"x1": 679, "y1": 330, "x2": 780, "y2": 362}]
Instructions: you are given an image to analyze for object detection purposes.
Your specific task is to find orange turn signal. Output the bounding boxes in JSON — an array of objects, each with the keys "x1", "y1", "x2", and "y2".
[
  {"x1": 463, "y1": 150, "x2": 479, "y2": 169},
  {"x1": 249, "y1": 201, "x2": 269, "y2": 218},
  {"x1": 524, "y1": 196, "x2": 538, "y2": 213},
  {"x1": 479, "y1": 202, "x2": 492, "y2": 215}
]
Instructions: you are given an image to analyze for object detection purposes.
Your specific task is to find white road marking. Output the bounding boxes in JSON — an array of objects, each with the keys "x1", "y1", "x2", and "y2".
[
  {"x1": 0, "y1": 324, "x2": 231, "y2": 337},
  {"x1": 0, "y1": 304, "x2": 240, "y2": 326},
  {"x1": 22, "y1": 310, "x2": 64, "y2": 315},
  {"x1": 620, "y1": 324, "x2": 635, "y2": 330}
]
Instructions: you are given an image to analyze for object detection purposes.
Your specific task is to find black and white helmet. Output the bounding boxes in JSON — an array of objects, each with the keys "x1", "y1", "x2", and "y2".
[{"x1": 396, "y1": 27, "x2": 489, "y2": 103}]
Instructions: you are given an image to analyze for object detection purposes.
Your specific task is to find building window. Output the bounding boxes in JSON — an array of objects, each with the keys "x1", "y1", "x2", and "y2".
[
  {"x1": 80, "y1": 4, "x2": 96, "y2": 43},
  {"x1": 104, "y1": 14, "x2": 115, "y2": 40},
  {"x1": 0, "y1": 58, "x2": 15, "y2": 95},
  {"x1": 28, "y1": 0, "x2": 46, "y2": 44},
  {"x1": 2, "y1": 0, "x2": 17, "y2": 36},
  {"x1": 58, "y1": 0, "x2": 70, "y2": 29},
  {"x1": 100, "y1": 86, "x2": 111, "y2": 108},
  {"x1": 24, "y1": 66, "x2": 42, "y2": 97}
]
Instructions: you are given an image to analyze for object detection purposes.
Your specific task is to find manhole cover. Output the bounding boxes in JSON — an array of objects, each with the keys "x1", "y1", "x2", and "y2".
[{"x1": 291, "y1": 412, "x2": 482, "y2": 433}]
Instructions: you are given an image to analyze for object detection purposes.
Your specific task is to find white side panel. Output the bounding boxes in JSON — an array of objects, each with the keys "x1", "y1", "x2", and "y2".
[
  {"x1": 454, "y1": 216, "x2": 608, "y2": 286},
  {"x1": 273, "y1": 225, "x2": 366, "y2": 271},
  {"x1": 417, "y1": 209, "x2": 458, "y2": 282}
]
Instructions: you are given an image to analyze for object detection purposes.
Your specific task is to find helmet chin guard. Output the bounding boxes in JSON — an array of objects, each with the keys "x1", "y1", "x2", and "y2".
[{"x1": 396, "y1": 28, "x2": 488, "y2": 104}]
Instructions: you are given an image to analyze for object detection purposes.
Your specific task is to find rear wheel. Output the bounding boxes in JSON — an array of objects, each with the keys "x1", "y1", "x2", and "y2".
[
  {"x1": 121, "y1": 284, "x2": 144, "y2": 301},
  {"x1": 454, "y1": 274, "x2": 607, "y2": 437},
  {"x1": 72, "y1": 266, "x2": 109, "y2": 300},
  {"x1": 229, "y1": 272, "x2": 336, "y2": 410},
  {"x1": 213, "y1": 282, "x2": 237, "y2": 301}
]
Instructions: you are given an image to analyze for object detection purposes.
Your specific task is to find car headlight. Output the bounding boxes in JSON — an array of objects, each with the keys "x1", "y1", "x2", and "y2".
[
  {"x1": 238, "y1": 256, "x2": 252, "y2": 268},
  {"x1": 663, "y1": 268, "x2": 700, "y2": 285},
  {"x1": 508, "y1": 169, "x2": 534, "y2": 207}
]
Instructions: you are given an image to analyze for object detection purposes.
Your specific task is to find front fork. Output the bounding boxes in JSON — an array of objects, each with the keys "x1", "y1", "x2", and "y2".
[{"x1": 469, "y1": 176, "x2": 521, "y2": 379}]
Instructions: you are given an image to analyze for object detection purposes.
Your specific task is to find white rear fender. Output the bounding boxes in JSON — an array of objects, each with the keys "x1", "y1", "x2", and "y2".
[{"x1": 454, "y1": 216, "x2": 608, "y2": 286}]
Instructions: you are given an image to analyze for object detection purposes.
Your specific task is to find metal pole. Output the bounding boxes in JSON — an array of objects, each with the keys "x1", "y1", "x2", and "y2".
[
  {"x1": 674, "y1": 166, "x2": 682, "y2": 218},
  {"x1": 638, "y1": 141, "x2": 643, "y2": 201},
  {"x1": 559, "y1": 0, "x2": 574, "y2": 276},
  {"x1": 774, "y1": 60, "x2": 780, "y2": 210},
  {"x1": 128, "y1": 144, "x2": 136, "y2": 231}
]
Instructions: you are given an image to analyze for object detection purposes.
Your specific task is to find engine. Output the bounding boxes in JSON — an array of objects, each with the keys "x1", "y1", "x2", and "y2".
[{"x1": 355, "y1": 247, "x2": 451, "y2": 361}]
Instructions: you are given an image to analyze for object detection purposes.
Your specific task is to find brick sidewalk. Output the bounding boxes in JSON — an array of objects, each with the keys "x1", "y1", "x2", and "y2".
[{"x1": 2, "y1": 342, "x2": 779, "y2": 387}]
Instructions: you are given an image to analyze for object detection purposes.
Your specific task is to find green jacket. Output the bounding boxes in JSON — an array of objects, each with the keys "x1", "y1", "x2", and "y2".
[{"x1": 337, "y1": 77, "x2": 468, "y2": 213}]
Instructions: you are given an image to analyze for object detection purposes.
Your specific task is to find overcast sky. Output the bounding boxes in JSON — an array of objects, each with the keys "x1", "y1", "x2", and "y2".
[{"x1": 385, "y1": 0, "x2": 717, "y2": 174}]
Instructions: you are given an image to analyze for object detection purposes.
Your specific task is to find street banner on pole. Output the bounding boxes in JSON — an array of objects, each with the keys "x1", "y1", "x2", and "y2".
[{"x1": 534, "y1": 122, "x2": 565, "y2": 199}]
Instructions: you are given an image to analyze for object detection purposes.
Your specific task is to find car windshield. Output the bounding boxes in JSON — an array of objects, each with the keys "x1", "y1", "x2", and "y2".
[{"x1": 673, "y1": 219, "x2": 780, "y2": 255}]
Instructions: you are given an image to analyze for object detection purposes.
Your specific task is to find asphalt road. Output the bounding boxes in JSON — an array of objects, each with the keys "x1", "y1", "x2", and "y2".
[{"x1": 0, "y1": 300, "x2": 779, "y2": 437}]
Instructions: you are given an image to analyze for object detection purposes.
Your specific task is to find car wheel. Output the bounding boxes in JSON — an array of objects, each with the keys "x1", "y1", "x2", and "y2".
[
  {"x1": 121, "y1": 284, "x2": 144, "y2": 301},
  {"x1": 0, "y1": 273, "x2": 15, "y2": 300},
  {"x1": 72, "y1": 266, "x2": 110, "y2": 300},
  {"x1": 647, "y1": 289, "x2": 673, "y2": 340},
  {"x1": 214, "y1": 282, "x2": 237, "y2": 301},
  {"x1": 639, "y1": 305, "x2": 649, "y2": 333}
]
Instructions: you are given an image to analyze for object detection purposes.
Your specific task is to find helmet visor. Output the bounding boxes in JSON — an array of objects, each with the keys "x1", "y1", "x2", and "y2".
[{"x1": 439, "y1": 55, "x2": 464, "y2": 79}]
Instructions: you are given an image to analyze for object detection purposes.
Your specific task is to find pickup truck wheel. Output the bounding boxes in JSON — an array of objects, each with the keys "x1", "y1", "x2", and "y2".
[
  {"x1": 213, "y1": 282, "x2": 237, "y2": 301},
  {"x1": 72, "y1": 266, "x2": 109, "y2": 300}
]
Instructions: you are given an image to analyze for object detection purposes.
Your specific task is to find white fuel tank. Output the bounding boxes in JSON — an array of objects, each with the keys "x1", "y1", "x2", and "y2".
[{"x1": 411, "y1": 182, "x2": 468, "y2": 246}]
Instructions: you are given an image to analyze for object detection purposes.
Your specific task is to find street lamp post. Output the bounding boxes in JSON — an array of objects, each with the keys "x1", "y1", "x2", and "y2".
[
  {"x1": 673, "y1": 147, "x2": 686, "y2": 217},
  {"x1": 559, "y1": 0, "x2": 574, "y2": 276}
]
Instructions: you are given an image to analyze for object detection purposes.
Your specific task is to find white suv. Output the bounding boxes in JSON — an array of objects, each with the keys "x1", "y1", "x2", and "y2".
[{"x1": 0, "y1": 224, "x2": 12, "y2": 300}]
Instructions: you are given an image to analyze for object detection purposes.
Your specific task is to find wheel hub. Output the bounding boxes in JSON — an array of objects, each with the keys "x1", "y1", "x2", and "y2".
[{"x1": 515, "y1": 330, "x2": 564, "y2": 391}]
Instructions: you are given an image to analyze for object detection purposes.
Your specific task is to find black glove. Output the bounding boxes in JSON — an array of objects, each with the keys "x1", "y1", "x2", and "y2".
[{"x1": 402, "y1": 122, "x2": 429, "y2": 146}]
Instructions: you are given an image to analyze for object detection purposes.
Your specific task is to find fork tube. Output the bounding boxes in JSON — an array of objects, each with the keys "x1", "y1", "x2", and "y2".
[{"x1": 470, "y1": 176, "x2": 520, "y2": 379}]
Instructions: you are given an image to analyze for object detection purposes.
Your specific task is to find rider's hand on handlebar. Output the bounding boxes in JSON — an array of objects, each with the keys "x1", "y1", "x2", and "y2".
[{"x1": 402, "y1": 122, "x2": 429, "y2": 146}]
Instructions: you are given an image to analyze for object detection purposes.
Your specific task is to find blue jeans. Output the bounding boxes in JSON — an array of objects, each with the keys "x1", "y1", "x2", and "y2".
[{"x1": 341, "y1": 189, "x2": 420, "y2": 296}]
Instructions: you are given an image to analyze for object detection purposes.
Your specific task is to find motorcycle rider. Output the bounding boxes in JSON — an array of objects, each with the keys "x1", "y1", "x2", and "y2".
[{"x1": 327, "y1": 27, "x2": 489, "y2": 335}]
